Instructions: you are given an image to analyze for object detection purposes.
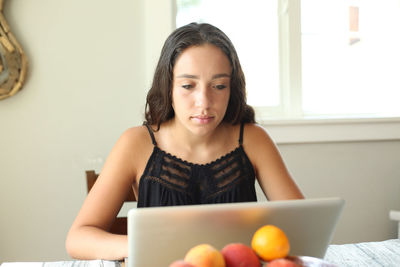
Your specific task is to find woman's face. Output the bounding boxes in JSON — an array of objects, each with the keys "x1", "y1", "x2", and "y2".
[{"x1": 171, "y1": 44, "x2": 231, "y2": 136}]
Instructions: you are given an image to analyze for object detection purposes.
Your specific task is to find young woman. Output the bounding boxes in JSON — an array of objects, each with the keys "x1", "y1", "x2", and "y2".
[{"x1": 66, "y1": 22, "x2": 303, "y2": 260}]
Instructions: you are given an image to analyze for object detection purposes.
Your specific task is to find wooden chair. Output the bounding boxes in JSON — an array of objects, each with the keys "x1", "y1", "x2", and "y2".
[{"x1": 85, "y1": 170, "x2": 136, "y2": 235}]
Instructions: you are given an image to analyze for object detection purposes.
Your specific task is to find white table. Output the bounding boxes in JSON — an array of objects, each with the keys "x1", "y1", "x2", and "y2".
[
  {"x1": 325, "y1": 239, "x2": 400, "y2": 267},
  {"x1": 2, "y1": 239, "x2": 400, "y2": 267}
]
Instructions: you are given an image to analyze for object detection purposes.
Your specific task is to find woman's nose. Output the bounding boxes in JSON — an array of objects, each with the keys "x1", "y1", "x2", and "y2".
[{"x1": 195, "y1": 86, "x2": 211, "y2": 108}]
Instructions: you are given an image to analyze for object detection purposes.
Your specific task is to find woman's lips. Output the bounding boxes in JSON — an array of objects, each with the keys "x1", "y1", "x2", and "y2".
[{"x1": 191, "y1": 115, "x2": 214, "y2": 124}]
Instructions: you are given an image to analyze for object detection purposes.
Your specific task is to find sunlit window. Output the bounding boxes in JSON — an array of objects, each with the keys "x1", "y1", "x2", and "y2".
[{"x1": 302, "y1": 0, "x2": 400, "y2": 117}]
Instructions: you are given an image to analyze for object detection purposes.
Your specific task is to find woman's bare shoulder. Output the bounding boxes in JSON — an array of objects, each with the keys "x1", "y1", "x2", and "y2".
[
  {"x1": 243, "y1": 123, "x2": 274, "y2": 145},
  {"x1": 108, "y1": 125, "x2": 154, "y2": 164},
  {"x1": 242, "y1": 123, "x2": 280, "y2": 163},
  {"x1": 105, "y1": 125, "x2": 153, "y2": 178},
  {"x1": 118, "y1": 125, "x2": 152, "y2": 146}
]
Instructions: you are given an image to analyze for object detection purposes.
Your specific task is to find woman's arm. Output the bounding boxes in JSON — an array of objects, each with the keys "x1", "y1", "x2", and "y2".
[
  {"x1": 244, "y1": 124, "x2": 304, "y2": 201},
  {"x1": 65, "y1": 127, "x2": 147, "y2": 260}
]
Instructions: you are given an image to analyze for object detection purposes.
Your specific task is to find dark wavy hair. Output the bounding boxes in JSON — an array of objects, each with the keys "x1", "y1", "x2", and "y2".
[{"x1": 145, "y1": 22, "x2": 255, "y2": 130}]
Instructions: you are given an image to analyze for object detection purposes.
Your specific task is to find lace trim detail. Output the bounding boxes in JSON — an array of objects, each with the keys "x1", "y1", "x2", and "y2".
[
  {"x1": 160, "y1": 146, "x2": 243, "y2": 167},
  {"x1": 145, "y1": 175, "x2": 191, "y2": 195},
  {"x1": 206, "y1": 175, "x2": 247, "y2": 200},
  {"x1": 140, "y1": 146, "x2": 254, "y2": 199}
]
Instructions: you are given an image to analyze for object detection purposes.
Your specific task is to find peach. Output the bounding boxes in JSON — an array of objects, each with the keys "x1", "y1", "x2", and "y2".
[
  {"x1": 221, "y1": 243, "x2": 260, "y2": 267},
  {"x1": 169, "y1": 260, "x2": 195, "y2": 267},
  {"x1": 184, "y1": 244, "x2": 226, "y2": 267},
  {"x1": 265, "y1": 258, "x2": 301, "y2": 267}
]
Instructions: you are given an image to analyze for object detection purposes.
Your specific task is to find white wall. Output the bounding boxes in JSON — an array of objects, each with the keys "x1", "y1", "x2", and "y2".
[
  {"x1": 277, "y1": 140, "x2": 400, "y2": 244},
  {"x1": 0, "y1": 0, "x2": 399, "y2": 263},
  {"x1": 0, "y1": 0, "x2": 147, "y2": 262}
]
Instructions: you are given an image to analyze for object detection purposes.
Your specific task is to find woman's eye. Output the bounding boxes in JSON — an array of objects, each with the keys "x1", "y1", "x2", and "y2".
[
  {"x1": 182, "y1": 84, "x2": 193, "y2": 89},
  {"x1": 215, "y1": 84, "x2": 227, "y2": 90}
]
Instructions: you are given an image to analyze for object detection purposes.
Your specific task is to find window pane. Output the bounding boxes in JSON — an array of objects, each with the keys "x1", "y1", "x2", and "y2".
[
  {"x1": 176, "y1": 0, "x2": 280, "y2": 107},
  {"x1": 302, "y1": 0, "x2": 400, "y2": 117}
]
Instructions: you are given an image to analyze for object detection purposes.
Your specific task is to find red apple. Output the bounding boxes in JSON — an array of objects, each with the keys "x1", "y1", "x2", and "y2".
[{"x1": 221, "y1": 243, "x2": 260, "y2": 267}]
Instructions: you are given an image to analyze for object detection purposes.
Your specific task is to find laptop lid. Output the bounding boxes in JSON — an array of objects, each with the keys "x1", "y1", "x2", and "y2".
[{"x1": 127, "y1": 197, "x2": 344, "y2": 267}]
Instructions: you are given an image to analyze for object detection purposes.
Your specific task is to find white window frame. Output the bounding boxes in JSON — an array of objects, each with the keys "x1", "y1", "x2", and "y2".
[
  {"x1": 148, "y1": 0, "x2": 400, "y2": 144},
  {"x1": 264, "y1": 117, "x2": 400, "y2": 144},
  {"x1": 254, "y1": 0, "x2": 303, "y2": 121},
  {"x1": 258, "y1": 0, "x2": 400, "y2": 144}
]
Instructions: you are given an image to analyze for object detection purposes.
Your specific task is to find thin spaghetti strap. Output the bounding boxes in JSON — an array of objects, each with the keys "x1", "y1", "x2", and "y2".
[
  {"x1": 238, "y1": 122, "x2": 244, "y2": 145},
  {"x1": 143, "y1": 122, "x2": 157, "y2": 146}
]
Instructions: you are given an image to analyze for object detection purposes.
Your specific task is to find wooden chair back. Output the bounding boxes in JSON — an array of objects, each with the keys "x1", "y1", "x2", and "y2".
[{"x1": 85, "y1": 170, "x2": 136, "y2": 235}]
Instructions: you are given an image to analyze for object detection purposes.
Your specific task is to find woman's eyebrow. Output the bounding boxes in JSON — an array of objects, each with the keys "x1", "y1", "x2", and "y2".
[
  {"x1": 175, "y1": 73, "x2": 230, "y2": 79},
  {"x1": 176, "y1": 74, "x2": 199, "y2": 79},
  {"x1": 212, "y1": 73, "x2": 230, "y2": 79}
]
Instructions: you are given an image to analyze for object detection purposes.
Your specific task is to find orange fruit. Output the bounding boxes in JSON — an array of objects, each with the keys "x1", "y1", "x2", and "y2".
[
  {"x1": 251, "y1": 225, "x2": 290, "y2": 261},
  {"x1": 184, "y1": 244, "x2": 226, "y2": 267}
]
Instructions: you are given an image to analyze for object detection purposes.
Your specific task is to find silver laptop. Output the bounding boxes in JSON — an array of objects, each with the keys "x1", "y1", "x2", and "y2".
[{"x1": 127, "y1": 197, "x2": 344, "y2": 267}]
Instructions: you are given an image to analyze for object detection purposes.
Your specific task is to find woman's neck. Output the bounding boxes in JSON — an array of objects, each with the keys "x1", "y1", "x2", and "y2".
[
  {"x1": 172, "y1": 119, "x2": 226, "y2": 146},
  {"x1": 158, "y1": 119, "x2": 233, "y2": 163}
]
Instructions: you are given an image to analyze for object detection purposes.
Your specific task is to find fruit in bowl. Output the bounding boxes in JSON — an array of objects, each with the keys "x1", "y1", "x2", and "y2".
[
  {"x1": 221, "y1": 243, "x2": 260, "y2": 267},
  {"x1": 251, "y1": 225, "x2": 290, "y2": 261},
  {"x1": 169, "y1": 224, "x2": 337, "y2": 267},
  {"x1": 184, "y1": 243, "x2": 225, "y2": 267}
]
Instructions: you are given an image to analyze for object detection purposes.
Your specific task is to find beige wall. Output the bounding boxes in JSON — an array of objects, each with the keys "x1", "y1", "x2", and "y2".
[
  {"x1": 0, "y1": 0, "x2": 147, "y2": 262},
  {"x1": 277, "y1": 141, "x2": 400, "y2": 244},
  {"x1": 0, "y1": 0, "x2": 399, "y2": 263}
]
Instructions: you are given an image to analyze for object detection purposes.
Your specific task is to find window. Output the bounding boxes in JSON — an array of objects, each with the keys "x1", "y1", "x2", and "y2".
[
  {"x1": 301, "y1": 0, "x2": 400, "y2": 118},
  {"x1": 176, "y1": 0, "x2": 400, "y2": 122}
]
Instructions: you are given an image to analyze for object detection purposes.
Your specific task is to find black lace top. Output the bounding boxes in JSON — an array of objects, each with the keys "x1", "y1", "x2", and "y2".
[{"x1": 137, "y1": 123, "x2": 257, "y2": 207}]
